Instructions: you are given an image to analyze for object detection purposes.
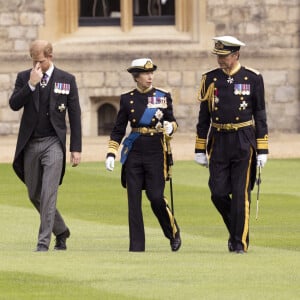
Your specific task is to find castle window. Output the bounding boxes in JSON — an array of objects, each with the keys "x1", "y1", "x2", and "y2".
[{"x1": 79, "y1": 0, "x2": 174, "y2": 26}]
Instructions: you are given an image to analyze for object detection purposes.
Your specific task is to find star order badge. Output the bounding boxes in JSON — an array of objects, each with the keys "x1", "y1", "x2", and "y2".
[
  {"x1": 227, "y1": 76, "x2": 234, "y2": 84},
  {"x1": 58, "y1": 103, "x2": 66, "y2": 112},
  {"x1": 239, "y1": 100, "x2": 248, "y2": 110}
]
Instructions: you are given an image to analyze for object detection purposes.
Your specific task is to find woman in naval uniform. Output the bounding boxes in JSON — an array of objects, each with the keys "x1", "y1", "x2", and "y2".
[{"x1": 105, "y1": 58, "x2": 181, "y2": 252}]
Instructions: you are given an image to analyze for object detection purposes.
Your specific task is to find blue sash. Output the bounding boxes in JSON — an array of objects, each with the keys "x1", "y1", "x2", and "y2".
[
  {"x1": 120, "y1": 107, "x2": 156, "y2": 164},
  {"x1": 139, "y1": 108, "x2": 156, "y2": 126}
]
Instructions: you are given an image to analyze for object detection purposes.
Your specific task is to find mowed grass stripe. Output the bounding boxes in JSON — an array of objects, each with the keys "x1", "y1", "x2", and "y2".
[
  {"x1": 0, "y1": 160, "x2": 299, "y2": 299},
  {"x1": 0, "y1": 204, "x2": 299, "y2": 300}
]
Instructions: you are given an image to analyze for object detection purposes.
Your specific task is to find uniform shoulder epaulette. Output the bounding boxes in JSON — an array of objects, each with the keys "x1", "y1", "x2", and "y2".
[
  {"x1": 203, "y1": 67, "x2": 219, "y2": 76},
  {"x1": 155, "y1": 87, "x2": 169, "y2": 94},
  {"x1": 245, "y1": 66, "x2": 260, "y2": 75},
  {"x1": 121, "y1": 88, "x2": 135, "y2": 95}
]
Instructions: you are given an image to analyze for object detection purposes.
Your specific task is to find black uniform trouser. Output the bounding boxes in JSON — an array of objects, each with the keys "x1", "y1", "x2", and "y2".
[
  {"x1": 208, "y1": 130, "x2": 254, "y2": 251},
  {"x1": 125, "y1": 134, "x2": 179, "y2": 251}
]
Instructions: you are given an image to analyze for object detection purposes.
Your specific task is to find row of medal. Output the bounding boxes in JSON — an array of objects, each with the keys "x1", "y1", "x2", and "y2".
[
  {"x1": 147, "y1": 96, "x2": 167, "y2": 108},
  {"x1": 234, "y1": 84, "x2": 251, "y2": 95},
  {"x1": 54, "y1": 82, "x2": 70, "y2": 94}
]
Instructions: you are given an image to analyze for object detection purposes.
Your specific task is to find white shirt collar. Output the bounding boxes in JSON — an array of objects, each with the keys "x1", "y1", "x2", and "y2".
[{"x1": 44, "y1": 63, "x2": 54, "y2": 77}]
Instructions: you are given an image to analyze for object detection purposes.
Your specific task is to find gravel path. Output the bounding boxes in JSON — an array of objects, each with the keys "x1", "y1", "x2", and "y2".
[{"x1": 1, "y1": 132, "x2": 299, "y2": 163}]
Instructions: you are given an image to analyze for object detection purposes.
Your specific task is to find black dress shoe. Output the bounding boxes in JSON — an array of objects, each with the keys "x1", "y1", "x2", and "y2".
[
  {"x1": 228, "y1": 238, "x2": 235, "y2": 252},
  {"x1": 54, "y1": 228, "x2": 70, "y2": 250},
  {"x1": 35, "y1": 244, "x2": 49, "y2": 252},
  {"x1": 170, "y1": 233, "x2": 181, "y2": 252}
]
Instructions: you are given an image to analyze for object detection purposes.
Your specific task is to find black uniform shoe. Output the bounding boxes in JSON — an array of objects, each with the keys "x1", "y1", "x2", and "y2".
[
  {"x1": 54, "y1": 228, "x2": 70, "y2": 250},
  {"x1": 170, "y1": 232, "x2": 181, "y2": 252},
  {"x1": 235, "y1": 249, "x2": 245, "y2": 254},
  {"x1": 228, "y1": 238, "x2": 235, "y2": 252},
  {"x1": 35, "y1": 244, "x2": 49, "y2": 252}
]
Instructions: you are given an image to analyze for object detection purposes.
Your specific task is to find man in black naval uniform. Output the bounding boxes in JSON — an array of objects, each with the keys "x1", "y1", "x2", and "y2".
[
  {"x1": 195, "y1": 36, "x2": 268, "y2": 254},
  {"x1": 105, "y1": 58, "x2": 181, "y2": 252}
]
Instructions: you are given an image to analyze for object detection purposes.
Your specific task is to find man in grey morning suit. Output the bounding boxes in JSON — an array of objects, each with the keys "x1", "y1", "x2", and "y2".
[{"x1": 9, "y1": 40, "x2": 82, "y2": 252}]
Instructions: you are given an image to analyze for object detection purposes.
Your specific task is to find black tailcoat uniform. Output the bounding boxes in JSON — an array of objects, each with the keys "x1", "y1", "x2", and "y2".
[
  {"x1": 9, "y1": 67, "x2": 82, "y2": 184},
  {"x1": 195, "y1": 64, "x2": 268, "y2": 252},
  {"x1": 107, "y1": 86, "x2": 180, "y2": 251}
]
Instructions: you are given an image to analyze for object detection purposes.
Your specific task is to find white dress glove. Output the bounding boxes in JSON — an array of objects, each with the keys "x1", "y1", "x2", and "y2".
[
  {"x1": 163, "y1": 121, "x2": 173, "y2": 135},
  {"x1": 105, "y1": 156, "x2": 115, "y2": 171},
  {"x1": 257, "y1": 154, "x2": 267, "y2": 167},
  {"x1": 195, "y1": 153, "x2": 208, "y2": 167}
]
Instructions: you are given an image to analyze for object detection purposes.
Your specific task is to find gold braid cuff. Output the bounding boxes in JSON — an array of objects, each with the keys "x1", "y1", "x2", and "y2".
[
  {"x1": 195, "y1": 136, "x2": 207, "y2": 151},
  {"x1": 257, "y1": 135, "x2": 269, "y2": 150},
  {"x1": 107, "y1": 140, "x2": 120, "y2": 156}
]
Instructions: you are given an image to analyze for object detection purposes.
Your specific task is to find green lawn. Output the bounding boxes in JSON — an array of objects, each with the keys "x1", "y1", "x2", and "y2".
[{"x1": 0, "y1": 159, "x2": 299, "y2": 300}]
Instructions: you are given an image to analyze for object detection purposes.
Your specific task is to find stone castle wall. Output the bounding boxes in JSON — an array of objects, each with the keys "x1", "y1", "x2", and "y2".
[{"x1": 0, "y1": 0, "x2": 299, "y2": 136}]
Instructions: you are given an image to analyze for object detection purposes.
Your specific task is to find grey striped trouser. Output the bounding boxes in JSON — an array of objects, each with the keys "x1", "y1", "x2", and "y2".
[{"x1": 24, "y1": 136, "x2": 67, "y2": 248}]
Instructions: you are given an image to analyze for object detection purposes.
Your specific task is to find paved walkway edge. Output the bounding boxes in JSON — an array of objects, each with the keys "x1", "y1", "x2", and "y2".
[{"x1": 1, "y1": 132, "x2": 299, "y2": 163}]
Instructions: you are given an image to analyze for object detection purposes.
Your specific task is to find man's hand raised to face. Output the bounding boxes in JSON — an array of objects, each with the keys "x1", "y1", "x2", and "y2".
[{"x1": 29, "y1": 62, "x2": 43, "y2": 86}]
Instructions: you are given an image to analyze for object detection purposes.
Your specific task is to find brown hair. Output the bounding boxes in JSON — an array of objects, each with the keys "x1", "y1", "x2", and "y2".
[
  {"x1": 29, "y1": 40, "x2": 53, "y2": 58},
  {"x1": 131, "y1": 72, "x2": 141, "y2": 82}
]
